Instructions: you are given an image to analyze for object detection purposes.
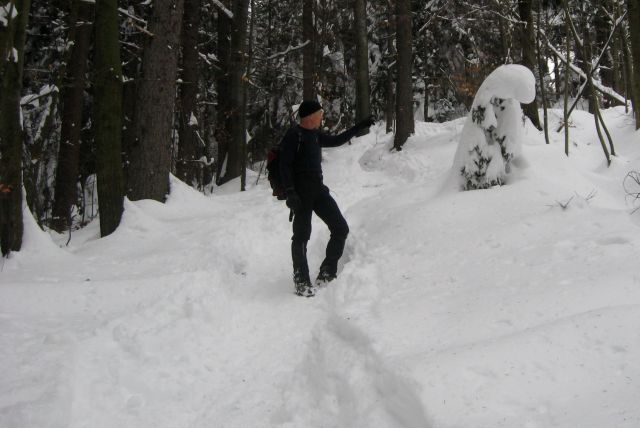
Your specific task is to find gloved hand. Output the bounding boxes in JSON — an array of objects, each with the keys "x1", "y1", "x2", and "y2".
[
  {"x1": 355, "y1": 114, "x2": 375, "y2": 130},
  {"x1": 285, "y1": 188, "x2": 301, "y2": 211}
]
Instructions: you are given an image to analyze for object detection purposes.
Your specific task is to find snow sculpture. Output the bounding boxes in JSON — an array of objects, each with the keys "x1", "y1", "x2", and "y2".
[{"x1": 453, "y1": 64, "x2": 536, "y2": 190}]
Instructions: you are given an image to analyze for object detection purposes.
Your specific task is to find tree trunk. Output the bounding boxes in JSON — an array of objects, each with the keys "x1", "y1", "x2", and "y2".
[
  {"x1": 595, "y1": 1, "x2": 614, "y2": 105},
  {"x1": 223, "y1": 0, "x2": 250, "y2": 182},
  {"x1": 215, "y1": 0, "x2": 232, "y2": 183},
  {"x1": 354, "y1": 0, "x2": 371, "y2": 136},
  {"x1": 517, "y1": 0, "x2": 542, "y2": 130},
  {"x1": 628, "y1": 0, "x2": 640, "y2": 128},
  {"x1": 384, "y1": 6, "x2": 395, "y2": 134},
  {"x1": 393, "y1": 0, "x2": 413, "y2": 150},
  {"x1": 536, "y1": 0, "x2": 549, "y2": 144},
  {"x1": 564, "y1": 19, "x2": 570, "y2": 156},
  {"x1": 563, "y1": 0, "x2": 612, "y2": 164},
  {"x1": 51, "y1": 0, "x2": 93, "y2": 233},
  {"x1": 94, "y1": 0, "x2": 125, "y2": 237},
  {"x1": 621, "y1": 20, "x2": 634, "y2": 110},
  {"x1": 302, "y1": 0, "x2": 316, "y2": 100},
  {"x1": 0, "y1": 0, "x2": 30, "y2": 255},
  {"x1": 177, "y1": 0, "x2": 202, "y2": 187},
  {"x1": 128, "y1": 0, "x2": 185, "y2": 201},
  {"x1": 579, "y1": 4, "x2": 597, "y2": 114}
]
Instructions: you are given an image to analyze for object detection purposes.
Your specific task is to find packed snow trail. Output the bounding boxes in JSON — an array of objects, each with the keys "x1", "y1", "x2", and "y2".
[{"x1": 2, "y1": 107, "x2": 640, "y2": 427}]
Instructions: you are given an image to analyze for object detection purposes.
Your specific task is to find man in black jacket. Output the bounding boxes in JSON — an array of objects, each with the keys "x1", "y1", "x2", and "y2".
[{"x1": 279, "y1": 100, "x2": 374, "y2": 297}]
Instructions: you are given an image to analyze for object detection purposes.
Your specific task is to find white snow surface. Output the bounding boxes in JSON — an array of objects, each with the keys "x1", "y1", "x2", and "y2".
[
  {"x1": 473, "y1": 64, "x2": 537, "y2": 107},
  {"x1": 3, "y1": 107, "x2": 640, "y2": 428}
]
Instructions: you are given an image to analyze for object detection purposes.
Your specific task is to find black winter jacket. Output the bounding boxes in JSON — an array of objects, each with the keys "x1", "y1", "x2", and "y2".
[{"x1": 279, "y1": 124, "x2": 359, "y2": 191}]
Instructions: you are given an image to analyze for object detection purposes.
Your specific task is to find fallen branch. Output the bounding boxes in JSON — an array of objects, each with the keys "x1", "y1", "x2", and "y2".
[{"x1": 544, "y1": 33, "x2": 627, "y2": 108}]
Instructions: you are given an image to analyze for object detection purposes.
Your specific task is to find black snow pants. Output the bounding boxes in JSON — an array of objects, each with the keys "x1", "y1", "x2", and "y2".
[{"x1": 291, "y1": 174, "x2": 349, "y2": 282}]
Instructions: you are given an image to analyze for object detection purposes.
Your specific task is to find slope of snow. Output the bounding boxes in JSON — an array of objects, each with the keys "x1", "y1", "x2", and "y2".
[{"x1": 2, "y1": 106, "x2": 640, "y2": 428}]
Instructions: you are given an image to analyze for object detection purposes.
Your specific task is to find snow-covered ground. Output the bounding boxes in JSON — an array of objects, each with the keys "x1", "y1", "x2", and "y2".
[{"x1": 2, "y1": 107, "x2": 640, "y2": 428}]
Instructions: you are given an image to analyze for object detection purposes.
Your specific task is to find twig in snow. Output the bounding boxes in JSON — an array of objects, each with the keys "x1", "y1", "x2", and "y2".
[
  {"x1": 557, "y1": 196, "x2": 574, "y2": 210},
  {"x1": 624, "y1": 171, "x2": 640, "y2": 213}
]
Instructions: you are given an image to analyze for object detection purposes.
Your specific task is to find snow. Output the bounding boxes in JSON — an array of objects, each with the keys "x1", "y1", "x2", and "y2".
[
  {"x1": 0, "y1": 3, "x2": 17, "y2": 27},
  {"x1": 2, "y1": 106, "x2": 640, "y2": 427},
  {"x1": 188, "y1": 112, "x2": 198, "y2": 126},
  {"x1": 212, "y1": 0, "x2": 233, "y2": 19},
  {"x1": 454, "y1": 64, "x2": 536, "y2": 190}
]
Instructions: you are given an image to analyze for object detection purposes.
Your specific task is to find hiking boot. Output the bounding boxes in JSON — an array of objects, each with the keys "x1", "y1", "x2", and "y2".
[
  {"x1": 315, "y1": 270, "x2": 336, "y2": 288},
  {"x1": 295, "y1": 279, "x2": 316, "y2": 297},
  {"x1": 294, "y1": 269, "x2": 315, "y2": 297}
]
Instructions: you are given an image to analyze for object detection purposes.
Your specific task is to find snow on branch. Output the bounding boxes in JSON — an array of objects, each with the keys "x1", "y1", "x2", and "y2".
[
  {"x1": 545, "y1": 38, "x2": 626, "y2": 106},
  {"x1": 266, "y1": 40, "x2": 310, "y2": 60},
  {"x1": 0, "y1": 2, "x2": 17, "y2": 27},
  {"x1": 212, "y1": 0, "x2": 233, "y2": 19},
  {"x1": 118, "y1": 7, "x2": 154, "y2": 36},
  {"x1": 418, "y1": 0, "x2": 453, "y2": 34},
  {"x1": 118, "y1": 7, "x2": 146, "y2": 24},
  {"x1": 20, "y1": 84, "x2": 58, "y2": 107}
]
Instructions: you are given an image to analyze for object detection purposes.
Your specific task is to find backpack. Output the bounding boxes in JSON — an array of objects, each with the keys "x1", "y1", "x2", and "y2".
[
  {"x1": 266, "y1": 130, "x2": 302, "y2": 200},
  {"x1": 266, "y1": 147, "x2": 286, "y2": 200}
]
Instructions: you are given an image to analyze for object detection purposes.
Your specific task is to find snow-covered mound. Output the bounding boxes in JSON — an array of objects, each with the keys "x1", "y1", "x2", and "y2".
[
  {"x1": 454, "y1": 64, "x2": 537, "y2": 190},
  {"x1": 2, "y1": 107, "x2": 640, "y2": 428}
]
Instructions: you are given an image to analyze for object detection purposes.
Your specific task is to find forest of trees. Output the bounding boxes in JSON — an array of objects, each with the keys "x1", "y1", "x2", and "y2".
[{"x1": 1, "y1": 0, "x2": 639, "y2": 256}]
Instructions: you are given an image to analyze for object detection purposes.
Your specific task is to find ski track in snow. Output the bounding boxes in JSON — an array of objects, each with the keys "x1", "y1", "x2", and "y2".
[{"x1": 3, "y1": 109, "x2": 640, "y2": 427}]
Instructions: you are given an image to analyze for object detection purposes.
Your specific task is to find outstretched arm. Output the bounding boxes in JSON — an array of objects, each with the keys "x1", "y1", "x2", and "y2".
[
  {"x1": 318, "y1": 115, "x2": 375, "y2": 147},
  {"x1": 318, "y1": 126, "x2": 360, "y2": 148}
]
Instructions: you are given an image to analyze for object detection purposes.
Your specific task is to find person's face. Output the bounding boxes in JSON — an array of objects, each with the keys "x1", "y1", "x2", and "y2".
[{"x1": 309, "y1": 109, "x2": 323, "y2": 128}]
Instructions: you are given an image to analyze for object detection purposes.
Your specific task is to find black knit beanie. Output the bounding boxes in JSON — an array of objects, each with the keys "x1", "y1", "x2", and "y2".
[{"x1": 298, "y1": 100, "x2": 322, "y2": 118}]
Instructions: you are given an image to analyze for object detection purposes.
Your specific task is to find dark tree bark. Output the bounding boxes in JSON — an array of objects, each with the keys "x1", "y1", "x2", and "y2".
[
  {"x1": 128, "y1": 0, "x2": 185, "y2": 201},
  {"x1": 628, "y1": 0, "x2": 640, "y2": 128},
  {"x1": 517, "y1": 0, "x2": 542, "y2": 130},
  {"x1": 94, "y1": 0, "x2": 125, "y2": 237},
  {"x1": 354, "y1": 0, "x2": 371, "y2": 136},
  {"x1": 302, "y1": 0, "x2": 316, "y2": 100},
  {"x1": 223, "y1": 0, "x2": 250, "y2": 182},
  {"x1": 0, "y1": 0, "x2": 30, "y2": 255},
  {"x1": 177, "y1": 0, "x2": 203, "y2": 187},
  {"x1": 393, "y1": 0, "x2": 414, "y2": 150},
  {"x1": 579, "y1": 4, "x2": 597, "y2": 114},
  {"x1": 51, "y1": 0, "x2": 93, "y2": 233},
  {"x1": 121, "y1": 14, "x2": 145, "y2": 192},
  {"x1": 215, "y1": 0, "x2": 232, "y2": 183},
  {"x1": 564, "y1": 19, "x2": 570, "y2": 156},
  {"x1": 536, "y1": 0, "x2": 549, "y2": 144},
  {"x1": 595, "y1": 0, "x2": 614, "y2": 100},
  {"x1": 621, "y1": 20, "x2": 635, "y2": 110},
  {"x1": 384, "y1": 6, "x2": 395, "y2": 134}
]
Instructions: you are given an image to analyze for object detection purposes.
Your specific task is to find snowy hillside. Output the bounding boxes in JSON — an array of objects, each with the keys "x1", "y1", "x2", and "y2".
[{"x1": 2, "y1": 107, "x2": 640, "y2": 428}]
